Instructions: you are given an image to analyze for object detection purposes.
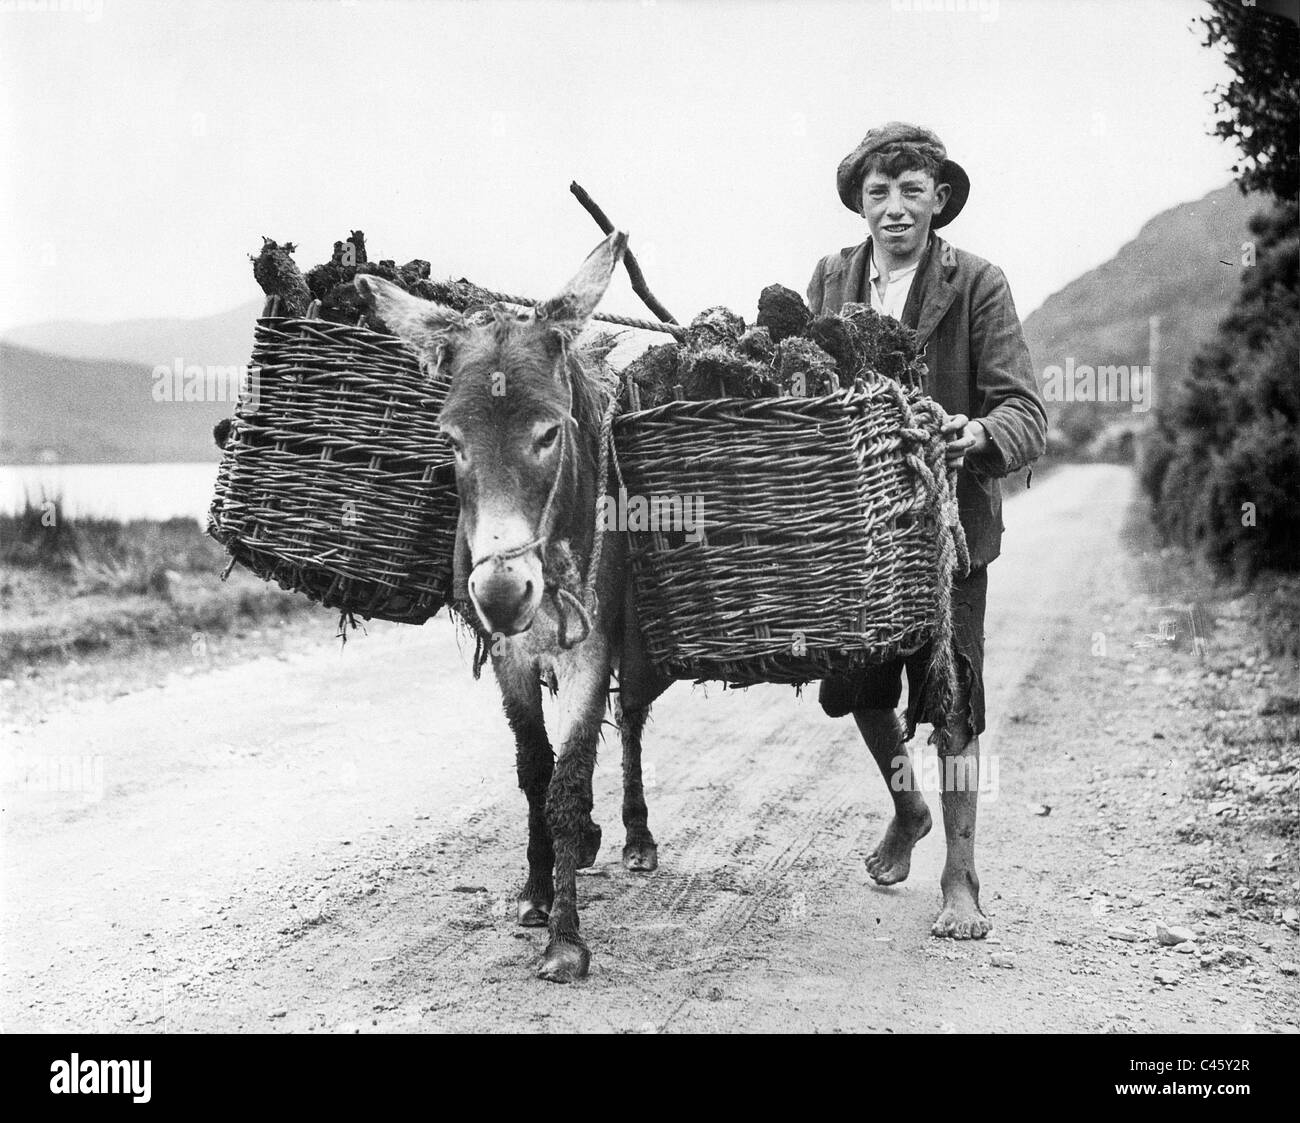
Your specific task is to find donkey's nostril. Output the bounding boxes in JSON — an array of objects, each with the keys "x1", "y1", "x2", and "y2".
[{"x1": 468, "y1": 567, "x2": 540, "y2": 636}]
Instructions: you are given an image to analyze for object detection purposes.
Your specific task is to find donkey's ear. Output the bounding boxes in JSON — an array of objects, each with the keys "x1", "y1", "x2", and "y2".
[
  {"x1": 536, "y1": 230, "x2": 627, "y2": 340},
  {"x1": 354, "y1": 275, "x2": 464, "y2": 356}
]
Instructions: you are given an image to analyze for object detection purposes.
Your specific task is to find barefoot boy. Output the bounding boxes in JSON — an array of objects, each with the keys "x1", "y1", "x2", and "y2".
[{"x1": 810, "y1": 123, "x2": 1047, "y2": 937}]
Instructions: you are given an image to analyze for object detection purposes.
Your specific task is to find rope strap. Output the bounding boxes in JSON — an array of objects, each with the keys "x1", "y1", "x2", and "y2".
[
  {"x1": 551, "y1": 392, "x2": 621, "y2": 649},
  {"x1": 887, "y1": 381, "x2": 971, "y2": 750},
  {"x1": 482, "y1": 288, "x2": 686, "y2": 340}
]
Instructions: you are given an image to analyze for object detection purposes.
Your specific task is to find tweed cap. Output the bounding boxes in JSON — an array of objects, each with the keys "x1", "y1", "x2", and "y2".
[{"x1": 836, "y1": 122, "x2": 970, "y2": 228}]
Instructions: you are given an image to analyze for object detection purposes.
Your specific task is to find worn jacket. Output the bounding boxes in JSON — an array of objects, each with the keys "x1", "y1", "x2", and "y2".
[{"x1": 808, "y1": 234, "x2": 1047, "y2": 568}]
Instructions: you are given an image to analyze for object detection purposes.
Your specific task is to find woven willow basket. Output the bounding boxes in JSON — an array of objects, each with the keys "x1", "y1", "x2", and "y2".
[
  {"x1": 207, "y1": 303, "x2": 459, "y2": 624},
  {"x1": 610, "y1": 380, "x2": 954, "y2": 686}
]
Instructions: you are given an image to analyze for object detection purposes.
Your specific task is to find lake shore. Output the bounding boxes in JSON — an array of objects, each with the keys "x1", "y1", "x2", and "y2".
[
  {"x1": 0, "y1": 502, "x2": 338, "y2": 725},
  {"x1": 0, "y1": 462, "x2": 222, "y2": 524}
]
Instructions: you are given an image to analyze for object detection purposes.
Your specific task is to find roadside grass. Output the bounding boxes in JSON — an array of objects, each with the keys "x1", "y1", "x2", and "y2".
[
  {"x1": 0, "y1": 496, "x2": 327, "y2": 676},
  {"x1": 2, "y1": 495, "x2": 224, "y2": 578},
  {"x1": 1123, "y1": 494, "x2": 1299, "y2": 930},
  {"x1": 1250, "y1": 575, "x2": 1300, "y2": 663}
]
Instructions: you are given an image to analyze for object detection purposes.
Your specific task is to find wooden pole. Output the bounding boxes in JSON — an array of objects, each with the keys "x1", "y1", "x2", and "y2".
[{"x1": 569, "y1": 181, "x2": 680, "y2": 326}]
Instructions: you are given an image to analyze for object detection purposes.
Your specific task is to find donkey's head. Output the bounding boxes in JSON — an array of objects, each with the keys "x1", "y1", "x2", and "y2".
[{"x1": 357, "y1": 231, "x2": 626, "y2": 637}]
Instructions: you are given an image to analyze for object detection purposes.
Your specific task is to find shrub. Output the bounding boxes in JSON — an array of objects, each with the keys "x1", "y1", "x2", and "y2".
[{"x1": 1142, "y1": 201, "x2": 1299, "y2": 580}]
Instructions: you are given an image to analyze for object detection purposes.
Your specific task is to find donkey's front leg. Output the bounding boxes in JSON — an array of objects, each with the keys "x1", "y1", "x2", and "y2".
[
  {"x1": 494, "y1": 655, "x2": 555, "y2": 927},
  {"x1": 538, "y1": 651, "x2": 609, "y2": 983}
]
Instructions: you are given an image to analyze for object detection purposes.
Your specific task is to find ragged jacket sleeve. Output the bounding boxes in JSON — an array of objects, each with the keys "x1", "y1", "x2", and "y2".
[{"x1": 964, "y1": 264, "x2": 1048, "y2": 478}]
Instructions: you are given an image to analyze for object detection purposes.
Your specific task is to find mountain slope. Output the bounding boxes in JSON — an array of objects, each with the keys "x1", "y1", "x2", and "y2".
[
  {"x1": 0, "y1": 343, "x2": 230, "y2": 464},
  {"x1": 1022, "y1": 184, "x2": 1264, "y2": 444},
  {"x1": 2, "y1": 300, "x2": 262, "y2": 371}
]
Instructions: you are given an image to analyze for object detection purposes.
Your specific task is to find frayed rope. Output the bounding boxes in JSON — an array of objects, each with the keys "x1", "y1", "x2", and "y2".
[{"x1": 891, "y1": 383, "x2": 970, "y2": 752}]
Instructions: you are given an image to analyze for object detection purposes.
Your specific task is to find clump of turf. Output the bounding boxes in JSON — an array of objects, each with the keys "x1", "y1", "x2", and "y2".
[
  {"x1": 685, "y1": 306, "x2": 745, "y2": 352},
  {"x1": 804, "y1": 315, "x2": 857, "y2": 378},
  {"x1": 755, "y1": 284, "x2": 810, "y2": 344},
  {"x1": 737, "y1": 326, "x2": 776, "y2": 363},
  {"x1": 613, "y1": 289, "x2": 928, "y2": 409},
  {"x1": 838, "y1": 301, "x2": 926, "y2": 387},
  {"x1": 253, "y1": 230, "x2": 500, "y2": 333},
  {"x1": 620, "y1": 342, "x2": 681, "y2": 409},
  {"x1": 774, "y1": 336, "x2": 839, "y2": 396},
  {"x1": 681, "y1": 348, "x2": 778, "y2": 400},
  {"x1": 251, "y1": 238, "x2": 312, "y2": 316}
]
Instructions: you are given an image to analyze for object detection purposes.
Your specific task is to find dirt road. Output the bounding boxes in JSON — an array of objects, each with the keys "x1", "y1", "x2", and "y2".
[{"x1": 4, "y1": 464, "x2": 1297, "y2": 1032}]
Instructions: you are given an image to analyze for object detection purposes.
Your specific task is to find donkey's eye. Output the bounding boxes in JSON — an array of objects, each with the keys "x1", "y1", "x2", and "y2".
[{"x1": 535, "y1": 425, "x2": 560, "y2": 451}]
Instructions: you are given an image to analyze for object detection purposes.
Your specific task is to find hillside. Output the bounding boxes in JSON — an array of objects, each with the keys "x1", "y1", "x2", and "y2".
[
  {"x1": 1, "y1": 300, "x2": 262, "y2": 371},
  {"x1": 1022, "y1": 184, "x2": 1264, "y2": 446},
  {"x1": 0, "y1": 343, "x2": 229, "y2": 464}
]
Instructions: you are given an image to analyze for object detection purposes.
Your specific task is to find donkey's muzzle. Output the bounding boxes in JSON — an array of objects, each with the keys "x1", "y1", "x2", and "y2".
[{"x1": 468, "y1": 560, "x2": 543, "y2": 636}]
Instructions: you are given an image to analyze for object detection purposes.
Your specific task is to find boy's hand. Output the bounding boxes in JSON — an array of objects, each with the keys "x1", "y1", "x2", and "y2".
[{"x1": 940, "y1": 413, "x2": 989, "y2": 469}]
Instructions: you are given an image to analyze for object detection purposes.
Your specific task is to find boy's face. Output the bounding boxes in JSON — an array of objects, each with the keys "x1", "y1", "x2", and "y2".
[{"x1": 859, "y1": 167, "x2": 951, "y2": 258}]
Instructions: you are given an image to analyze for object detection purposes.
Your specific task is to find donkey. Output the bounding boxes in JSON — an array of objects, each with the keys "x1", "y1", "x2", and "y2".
[{"x1": 357, "y1": 232, "x2": 670, "y2": 982}]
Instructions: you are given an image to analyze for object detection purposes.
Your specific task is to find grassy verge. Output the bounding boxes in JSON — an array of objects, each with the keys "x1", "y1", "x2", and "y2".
[
  {"x1": 0, "y1": 499, "x2": 329, "y2": 678},
  {"x1": 1123, "y1": 495, "x2": 1299, "y2": 937}
]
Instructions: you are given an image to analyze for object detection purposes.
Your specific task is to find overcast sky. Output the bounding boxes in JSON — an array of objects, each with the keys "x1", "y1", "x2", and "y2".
[{"x1": 0, "y1": 0, "x2": 1237, "y2": 335}]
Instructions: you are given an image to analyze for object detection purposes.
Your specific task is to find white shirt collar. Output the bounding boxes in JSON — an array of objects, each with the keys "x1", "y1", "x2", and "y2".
[{"x1": 869, "y1": 254, "x2": 920, "y2": 284}]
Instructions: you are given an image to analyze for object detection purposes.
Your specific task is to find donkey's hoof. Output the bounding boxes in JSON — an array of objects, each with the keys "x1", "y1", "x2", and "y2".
[
  {"x1": 622, "y1": 841, "x2": 658, "y2": 872},
  {"x1": 517, "y1": 897, "x2": 550, "y2": 927},
  {"x1": 577, "y1": 821, "x2": 603, "y2": 869},
  {"x1": 537, "y1": 940, "x2": 590, "y2": 983}
]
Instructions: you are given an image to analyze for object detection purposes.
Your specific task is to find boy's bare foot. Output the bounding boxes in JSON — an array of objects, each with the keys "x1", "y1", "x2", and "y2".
[
  {"x1": 865, "y1": 805, "x2": 932, "y2": 885},
  {"x1": 931, "y1": 875, "x2": 992, "y2": 939}
]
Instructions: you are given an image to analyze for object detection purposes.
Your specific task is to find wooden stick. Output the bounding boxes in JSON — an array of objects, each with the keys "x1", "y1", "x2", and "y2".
[
  {"x1": 569, "y1": 180, "x2": 680, "y2": 325},
  {"x1": 625, "y1": 372, "x2": 642, "y2": 412}
]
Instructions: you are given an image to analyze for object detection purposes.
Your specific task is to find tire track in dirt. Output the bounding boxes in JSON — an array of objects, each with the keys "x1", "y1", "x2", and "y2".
[
  {"x1": 88, "y1": 669, "x2": 870, "y2": 1031},
  {"x1": 179, "y1": 688, "x2": 877, "y2": 1031}
]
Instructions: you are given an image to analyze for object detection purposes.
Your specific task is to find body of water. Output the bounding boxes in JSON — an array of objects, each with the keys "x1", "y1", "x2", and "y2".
[{"x1": 0, "y1": 462, "x2": 222, "y2": 524}]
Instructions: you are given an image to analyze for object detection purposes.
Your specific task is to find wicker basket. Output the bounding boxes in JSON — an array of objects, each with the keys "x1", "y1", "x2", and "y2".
[
  {"x1": 610, "y1": 379, "x2": 956, "y2": 686},
  {"x1": 207, "y1": 304, "x2": 459, "y2": 624}
]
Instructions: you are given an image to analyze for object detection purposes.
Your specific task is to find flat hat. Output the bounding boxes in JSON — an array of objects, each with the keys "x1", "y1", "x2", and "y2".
[{"x1": 836, "y1": 122, "x2": 970, "y2": 229}]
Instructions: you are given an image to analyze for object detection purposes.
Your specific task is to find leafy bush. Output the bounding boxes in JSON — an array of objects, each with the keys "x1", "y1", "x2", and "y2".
[
  {"x1": 1142, "y1": 202, "x2": 1299, "y2": 578},
  {"x1": 1199, "y1": 1, "x2": 1299, "y2": 202}
]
